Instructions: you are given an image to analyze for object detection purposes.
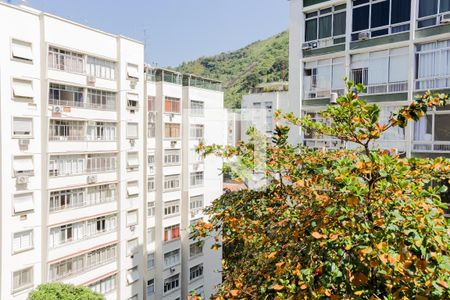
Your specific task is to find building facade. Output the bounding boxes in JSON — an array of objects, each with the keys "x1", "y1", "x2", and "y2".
[
  {"x1": 0, "y1": 3, "x2": 223, "y2": 300},
  {"x1": 289, "y1": 0, "x2": 450, "y2": 157}
]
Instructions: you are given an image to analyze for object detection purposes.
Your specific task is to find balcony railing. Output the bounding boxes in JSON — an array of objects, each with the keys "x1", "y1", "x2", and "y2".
[
  {"x1": 415, "y1": 75, "x2": 450, "y2": 91},
  {"x1": 49, "y1": 98, "x2": 116, "y2": 111},
  {"x1": 49, "y1": 122, "x2": 117, "y2": 142},
  {"x1": 49, "y1": 155, "x2": 117, "y2": 177},
  {"x1": 48, "y1": 51, "x2": 85, "y2": 74},
  {"x1": 364, "y1": 81, "x2": 408, "y2": 95},
  {"x1": 412, "y1": 141, "x2": 450, "y2": 153}
]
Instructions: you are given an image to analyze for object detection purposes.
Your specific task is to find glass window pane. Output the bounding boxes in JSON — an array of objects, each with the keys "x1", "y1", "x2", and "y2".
[
  {"x1": 371, "y1": 1, "x2": 390, "y2": 28},
  {"x1": 441, "y1": 0, "x2": 450, "y2": 13},
  {"x1": 353, "y1": 5, "x2": 370, "y2": 31},
  {"x1": 333, "y1": 12, "x2": 346, "y2": 36},
  {"x1": 319, "y1": 15, "x2": 332, "y2": 39},
  {"x1": 305, "y1": 19, "x2": 317, "y2": 41},
  {"x1": 419, "y1": 0, "x2": 438, "y2": 18},
  {"x1": 391, "y1": 0, "x2": 411, "y2": 23},
  {"x1": 435, "y1": 115, "x2": 450, "y2": 141}
]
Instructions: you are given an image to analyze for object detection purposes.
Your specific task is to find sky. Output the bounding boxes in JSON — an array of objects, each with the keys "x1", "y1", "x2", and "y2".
[{"x1": 23, "y1": 0, "x2": 289, "y2": 67}]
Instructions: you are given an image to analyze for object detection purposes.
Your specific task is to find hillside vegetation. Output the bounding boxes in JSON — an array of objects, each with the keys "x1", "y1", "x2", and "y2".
[{"x1": 176, "y1": 31, "x2": 288, "y2": 108}]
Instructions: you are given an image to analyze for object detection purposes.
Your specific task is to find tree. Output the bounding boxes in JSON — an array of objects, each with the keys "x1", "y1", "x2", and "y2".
[
  {"x1": 192, "y1": 82, "x2": 450, "y2": 299},
  {"x1": 28, "y1": 282, "x2": 103, "y2": 300}
]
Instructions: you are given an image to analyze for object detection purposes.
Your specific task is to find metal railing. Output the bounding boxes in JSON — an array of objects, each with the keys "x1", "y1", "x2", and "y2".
[
  {"x1": 48, "y1": 51, "x2": 85, "y2": 74},
  {"x1": 415, "y1": 75, "x2": 450, "y2": 91}
]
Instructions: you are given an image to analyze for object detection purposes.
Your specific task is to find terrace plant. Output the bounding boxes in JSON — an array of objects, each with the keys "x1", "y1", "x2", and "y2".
[{"x1": 192, "y1": 82, "x2": 450, "y2": 299}]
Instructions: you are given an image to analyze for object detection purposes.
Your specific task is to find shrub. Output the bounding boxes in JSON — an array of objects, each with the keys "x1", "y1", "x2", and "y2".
[{"x1": 28, "y1": 282, "x2": 103, "y2": 300}]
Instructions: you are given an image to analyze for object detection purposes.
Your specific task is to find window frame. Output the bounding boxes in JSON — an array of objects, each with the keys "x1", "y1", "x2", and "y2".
[{"x1": 12, "y1": 117, "x2": 33, "y2": 138}]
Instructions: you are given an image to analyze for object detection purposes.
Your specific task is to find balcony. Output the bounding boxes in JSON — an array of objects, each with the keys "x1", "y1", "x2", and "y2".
[{"x1": 415, "y1": 75, "x2": 450, "y2": 91}]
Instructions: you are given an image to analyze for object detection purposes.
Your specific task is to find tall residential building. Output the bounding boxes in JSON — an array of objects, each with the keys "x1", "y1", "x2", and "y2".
[
  {"x1": 289, "y1": 0, "x2": 450, "y2": 157},
  {"x1": 0, "y1": 3, "x2": 224, "y2": 300}
]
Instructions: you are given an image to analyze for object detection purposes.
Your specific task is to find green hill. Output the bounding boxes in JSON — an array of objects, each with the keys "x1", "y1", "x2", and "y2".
[{"x1": 176, "y1": 31, "x2": 289, "y2": 108}]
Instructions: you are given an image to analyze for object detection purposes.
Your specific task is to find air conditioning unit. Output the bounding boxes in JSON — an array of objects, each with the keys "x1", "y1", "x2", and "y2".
[
  {"x1": 170, "y1": 141, "x2": 177, "y2": 148},
  {"x1": 302, "y1": 42, "x2": 312, "y2": 50},
  {"x1": 310, "y1": 41, "x2": 318, "y2": 49},
  {"x1": 170, "y1": 267, "x2": 176, "y2": 273},
  {"x1": 87, "y1": 175, "x2": 97, "y2": 184},
  {"x1": 358, "y1": 31, "x2": 370, "y2": 41},
  {"x1": 130, "y1": 225, "x2": 136, "y2": 232},
  {"x1": 52, "y1": 105, "x2": 63, "y2": 113},
  {"x1": 193, "y1": 163, "x2": 199, "y2": 171},
  {"x1": 19, "y1": 139, "x2": 30, "y2": 146},
  {"x1": 87, "y1": 75, "x2": 96, "y2": 84},
  {"x1": 16, "y1": 175, "x2": 29, "y2": 184},
  {"x1": 130, "y1": 139, "x2": 135, "y2": 146},
  {"x1": 319, "y1": 37, "x2": 333, "y2": 48},
  {"x1": 440, "y1": 12, "x2": 450, "y2": 24},
  {"x1": 130, "y1": 78, "x2": 138, "y2": 89},
  {"x1": 330, "y1": 92, "x2": 339, "y2": 105}
]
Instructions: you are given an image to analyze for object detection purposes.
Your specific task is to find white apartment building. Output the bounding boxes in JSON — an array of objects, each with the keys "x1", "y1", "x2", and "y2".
[
  {"x1": 289, "y1": 0, "x2": 450, "y2": 157},
  {"x1": 0, "y1": 3, "x2": 224, "y2": 300},
  {"x1": 240, "y1": 82, "x2": 289, "y2": 140},
  {"x1": 144, "y1": 68, "x2": 223, "y2": 300}
]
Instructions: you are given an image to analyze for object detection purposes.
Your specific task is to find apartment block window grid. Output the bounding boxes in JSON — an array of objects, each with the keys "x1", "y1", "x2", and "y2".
[
  {"x1": 305, "y1": 4, "x2": 346, "y2": 47},
  {"x1": 148, "y1": 201, "x2": 155, "y2": 217},
  {"x1": 87, "y1": 56, "x2": 116, "y2": 80},
  {"x1": 417, "y1": 0, "x2": 450, "y2": 28},
  {"x1": 303, "y1": 57, "x2": 345, "y2": 99},
  {"x1": 164, "y1": 224, "x2": 180, "y2": 242},
  {"x1": 48, "y1": 46, "x2": 84, "y2": 73},
  {"x1": 164, "y1": 200, "x2": 180, "y2": 217},
  {"x1": 49, "y1": 184, "x2": 116, "y2": 213},
  {"x1": 13, "y1": 155, "x2": 34, "y2": 177},
  {"x1": 88, "y1": 274, "x2": 117, "y2": 295},
  {"x1": 147, "y1": 279, "x2": 155, "y2": 296},
  {"x1": 48, "y1": 153, "x2": 117, "y2": 177},
  {"x1": 127, "y1": 238, "x2": 139, "y2": 256},
  {"x1": 190, "y1": 171, "x2": 204, "y2": 187},
  {"x1": 164, "y1": 274, "x2": 180, "y2": 293},
  {"x1": 164, "y1": 249, "x2": 181, "y2": 267},
  {"x1": 190, "y1": 100, "x2": 205, "y2": 116},
  {"x1": 190, "y1": 242, "x2": 203, "y2": 258},
  {"x1": 12, "y1": 267, "x2": 33, "y2": 293},
  {"x1": 49, "y1": 120, "x2": 117, "y2": 142},
  {"x1": 351, "y1": 0, "x2": 411, "y2": 41},
  {"x1": 12, "y1": 78, "x2": 34, "y2": 100},
  {"x1": 164, "y1": 149, "x2": 181, "y2": 165},
  {"x1": 189, "y1": 263, "x2": 204, "y2": 281},
  {"x1": 164, "y1": 97, "x2": 181, "y2": 114},
  {"x1": 413, "y1": 105, "x2": 450, "y2": 152},
  {"x1": 148, "y1": 227, "x2": 155, "y2": 243},
  {"x1": 190, "y1": 195, "x2": 204, "y2": 215},
  {"x1": 12, "y1": 230, "x2": 33, "y2": 253},
  {"x1": 11, "y1": 39, "x2": 33, "y2": 62},
  {"x1": 164, "y1": 174, "x2": 181, "y2": 191},
  {"x1": 147, "y1": 253, "x2": 155, "y2": 270},
  {"x1": 190, "y1": 124, "x2": 205, "y2": 139},
  {"x1": 165, "y1": 123, "x2": 181, "y2": 139},
  {"x1": 12, "y1": 117, "x2": 33, "y2": 138},
  {"x1": 148, "y1": 177, "x2": 155, "y2": 191},
  {"x1": 416, "y1": 39, "x2": 450, "y2": 91},
  {"x1": 126, "y1": 266, "x2": 139, "y2": 285},
  {"x1": 350, "y1": 47, "x2": 409, "y2": 94}
]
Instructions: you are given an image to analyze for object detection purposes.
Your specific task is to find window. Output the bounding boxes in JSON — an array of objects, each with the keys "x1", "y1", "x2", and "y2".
[
  {"x1": 12, "y1": 267, "x2": 33, "y2": 292},
  {"x1": 12, "y1": 117, "x2": 32, "y2": 137},
  {"x1": 164, "y1": 175, "x2": 181, "y2": 191},
  {"x1": 418, "y1": 0, "x2": 450, "y2": 28},
  {"x1": 305, "y1": 5, "x2": 346, "y2": 44},
  {"x1": 148, "y1": 122, "x2": 156, "y2": 138},
  {"x1": 148, "y1": 153, "x2": 155, "y2": 173},
  {"x1": 147, "y1": 279, "x2": 155, "y2": 296},
  {"x1": 165, "y1": 97, "x2": 181, "y2": 113},
  {"x1": 351, "y1": 0, "x2": 411, "y2": 41},
  {"x1": 127, "y1": 63, "x2": 139, "y2": 79},
  {"x1": 49, "y1": 120, "x2": 84, "y2": 141},
  {"x1": 13, "y1": 156, "x2": 34, "y2": 177},
  {"x1": 350, "y1": 47, "x2": 409, "y2": 94},
  {"x1": 148, "y1": 227, "x2": 155, "y2": 243},
  {"x1": 303, "y1": 57, "x2": 345, "y2": 99},
  {"x1": 148, "y1": 177, "x2": 155, "y2": 191},
  {"x1": 189, "y1": 264, "x2": 204, "y2": 281},
  {"x1": 190, "y1": 100, "x2": 204, "y2": 116},
  {"x1": 190, "y1": 242, "x2": 203, "y2": 258},
  {"x1": 148, "y1": 96, "x2": 156, "y2": 112},
  {"x1": 413, "y1": 105, "x2": 450, "y2": 152},
  {"x1": 148, "y1": 201, "x2": 155, "y2": 217},
  {"x1": 127, "y1": 93, "x2": 139, "y2": 110},
  {"x1": 127, "y1": 210, "x2": 138, "y2": 227},
  {"x1": 11, "y1": 39, "x2": 33, "y2": 62},
  {"x1": 164, "y1": 200, "x2": 180, "y2": 217},
  {"x1": 48, "y1": 47, "x2": 84, "y2": 73},
  {"x1": 164, "y1": 249, "x2": 181, "y2": 267},
  {"x1": 164, "y1": 224, "x2": 180, "y2": 242},
  {"x1": 190, "y1": 148, "x2": 204, "y2": 163},
  {"x1": 87, "y1": 56, "x2": 116, "y2": 80},
  {"x1": 127, "y1": 152, "x2": 139, "y2": 169},
  {"x1": 126, "y1": 266, "x2": 139, "y2": 284},
  {"x1": 165, "y1": 123, "x2": 181, "y2": 139},
  {"x1": 86, "y1": 88, "x2": 116, "y2": 111},
  {"x1": 164, "y1": 149, "x2": 181, "y2": 165},
  {"x1": 190, "y1": 171, "x2": 204, "y2": 187},
  {"x1": 164, "y1": 274, "x2": 180, "y2": 293},
  {"x1": 127, "y1": 123, "x2": 139, "y2": 139},
  {"x1": 89, "y1": 274, "x2": 117, "y2": 295},
  {"x1": 12, "y1": 79, "x2": 34, "y2": 99},
  {"x1": 190, "y1": 195, "x2": 204, "y2": 212},
  {"x1": 147, "y1": 253, "x2": 155, "y2": 270},
  {"x1": 13, "y1": 230, "x2": 33, "y2": 253},
  {"x1": 127, "y1": 238, "x2": 139, "y2": 256},
  {"x1": 13, "y1": 193, "x2": 34, "y2": 214},
  {"x1": 49, "y1": 83, "x2": 84, "y2": 107},
  {"x1": 416, "y1": 40, "x2": 450, "y2": 90},
  {"x1": 190, "y1": 124, "x2": 204, "y2": 139}
]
